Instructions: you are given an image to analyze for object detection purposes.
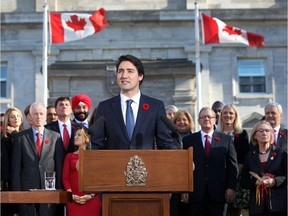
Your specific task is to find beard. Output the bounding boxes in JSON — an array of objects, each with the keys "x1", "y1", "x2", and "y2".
[{"x1": 74, "y1": 112, "x2": 89, "y2": 121}]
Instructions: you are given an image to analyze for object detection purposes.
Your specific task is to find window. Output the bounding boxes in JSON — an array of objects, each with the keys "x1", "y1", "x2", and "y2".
[
  {"x1": 0, "y1": 64, "x2": 7, "y2": 98},
  {"x1": 238, "y1": 59, "x2": 266, "y2": 93}
]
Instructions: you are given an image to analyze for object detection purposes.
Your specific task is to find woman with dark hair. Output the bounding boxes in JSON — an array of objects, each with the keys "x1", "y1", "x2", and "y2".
[
  {"x1": 62, "y1": 127, "x2": 102, "y2": 216},
  {"x1": 241, "y1": 121, "x2": 287, "y2": 216}
]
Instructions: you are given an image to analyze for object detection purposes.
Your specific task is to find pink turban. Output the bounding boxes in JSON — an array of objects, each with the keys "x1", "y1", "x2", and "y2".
[{"x1": 71, "y1": 94, "x2": 92, "y2": 111}]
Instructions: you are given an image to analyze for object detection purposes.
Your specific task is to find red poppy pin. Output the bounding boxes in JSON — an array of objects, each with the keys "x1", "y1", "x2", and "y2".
[
  {"x1": 279, "y1": 131, "x2": 284, "y2": 136},
  {"x1": 234, "y1": 133, "x2": 240, "y2": 138},
  {"x1": 71, "y1": 125, "x2": 76, "y2": 130},
  {"x1": 142, "y1": 103, "x2": 150, "y2": 110},
  {"x1": 214, "y1": 137, "x2": 220, "y2": 141},
  {"x1": 270, "y1": 151, "x2": 277, "y2": 160},
  {"x1": 45, "y1": 140, "x2": 49, "y2": 144}
]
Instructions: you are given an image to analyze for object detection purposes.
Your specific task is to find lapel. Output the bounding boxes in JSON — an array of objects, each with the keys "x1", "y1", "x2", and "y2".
[
  {"x1": 195, "y1": 131, "x2": 206, "y2": 155},
  {"x1": 133, "y1": 94, "x2": 147, "y2": 139},
  {"x1": 250, "y1": 149, "x2": 265, "y2": 176},
  {"x1": 112, "y1": 95, "x2": 130, "y2": 141},
  {"x1": 41, "y1": 128, "x2": 50, "y2": 161},
  {"x1": 264, "y1": 145, "x2": 277, "y2": 172},
  {"x1": 26, "y1": 128, "x2": 39, "y2": 158}
]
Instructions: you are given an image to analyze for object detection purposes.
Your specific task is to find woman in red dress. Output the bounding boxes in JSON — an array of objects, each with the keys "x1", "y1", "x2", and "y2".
[{"x1": 62, "y1": 127, "x2": 101, "y2": 216}]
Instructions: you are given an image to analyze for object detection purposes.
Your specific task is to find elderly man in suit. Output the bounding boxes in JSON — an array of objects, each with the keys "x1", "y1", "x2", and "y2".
[
  {"x1": 181, "y1": 107, "x2": 238, "y2": 216},
  {"x1": 264, "y1": 102, "x2": 287, "y2": 152},
  {"x1": 11, "y1": 102, "x2": 64, "y2": 216},
  {"x1": 91, "y1": 54, "x2": 177, "y2": 150}
]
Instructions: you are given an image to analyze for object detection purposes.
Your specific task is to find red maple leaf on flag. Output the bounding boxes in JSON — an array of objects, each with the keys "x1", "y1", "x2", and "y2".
[
  {"x1": 66, "y1": 15, "x2": 87, "y2": 32},
  {"x1": 222, "y1": 25, "x2": 242, "y2": 35}
]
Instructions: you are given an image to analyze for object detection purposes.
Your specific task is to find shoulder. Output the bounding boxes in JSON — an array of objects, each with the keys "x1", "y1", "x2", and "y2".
[
  {"x1": 45, "y1": 121, "x2": 58, "y2": 129},
  {"x1": 44, "y1": 128, "x2": 60, "y2": 137},
  {"x1": 15, "y1": 128, "x2": 31, "y2": 137},
  {"x1": 99, "y1": 95, "x2": 119, "y2": 105},
  {"x1": 213, "y1": 131, "x2": 230, "y2": 139},
  {"x1": 140, "y1": 94, "x2": 163, "y2": 104},
  {"x1": 183, "y1": 131, "x2": 200, "y2": 141}
]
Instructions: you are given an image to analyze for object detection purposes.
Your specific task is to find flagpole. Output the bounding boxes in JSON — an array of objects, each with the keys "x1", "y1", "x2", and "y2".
[
  {"x1": 195, "y1": 0, "x2": 201, "y2": 131},
  {"x1": 42, "y1": 1, "x2": 48, "y2": 107}
]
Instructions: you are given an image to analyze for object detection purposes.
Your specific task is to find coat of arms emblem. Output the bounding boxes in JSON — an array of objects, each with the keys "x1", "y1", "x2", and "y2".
[{"x1": 124, "y1": 155, "x2": 148, "y2": 186}]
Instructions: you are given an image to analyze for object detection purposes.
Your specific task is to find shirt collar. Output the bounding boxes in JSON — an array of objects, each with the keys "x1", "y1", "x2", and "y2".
[
  {"x1": 200, "y1": 130, "x2": 214, "y2": 138},
  {"x1": 120, "y1": 91, "x2": 141, "y2": 105},
  {"x1": 274, "y1": 125, "x2": 281, "y2": 133},
  {"x1": 58, "y1": 119, "x2": 71, "y2": 128}
]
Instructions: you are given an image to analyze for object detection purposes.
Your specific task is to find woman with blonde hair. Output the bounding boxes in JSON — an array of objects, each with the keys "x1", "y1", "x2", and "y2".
[
  {"x1": 171, "y1": 109, "x2": 195, "y2": 216},
  {"x1": 241, "y1": 121, "x2": 287, "y2": 215},
  {"x1": 62, "y1": 127, "x2": 102, "y2": 216},
  {"x1": 1, "y1": 107, "x2": 24, "y2": 215},
  {"x1": 218, "y1": 104, "x2": 250, "y2": 216},
  {"x1": 172, "y1": 109, "x2": 195, "y2": 148}
]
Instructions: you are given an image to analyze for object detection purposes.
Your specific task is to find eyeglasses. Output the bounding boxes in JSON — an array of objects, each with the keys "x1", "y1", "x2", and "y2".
[
  {"x1": 47, "y1": 113, "x2": 57, "y2": 117},
  {"x1": 257, "y1": 129, "x2": 271, "y2": 133},
  {"x1": 199, "y1": 116, "x2": 215, "y2": 119}
]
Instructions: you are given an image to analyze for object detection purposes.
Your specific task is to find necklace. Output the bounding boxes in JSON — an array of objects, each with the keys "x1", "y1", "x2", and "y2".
[{"x1": 259, "y1": 146, "x2": 271, "y2": 155}]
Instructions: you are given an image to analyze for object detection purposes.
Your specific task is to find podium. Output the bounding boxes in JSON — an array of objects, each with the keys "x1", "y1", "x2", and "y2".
[{"x1": 79, "y1": 147, "x2": 193, "y2": 216}]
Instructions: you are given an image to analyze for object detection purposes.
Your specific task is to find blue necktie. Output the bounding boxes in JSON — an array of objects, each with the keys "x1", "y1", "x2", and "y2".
[{"x1": 126, "y1": 99, "x2": 134, "y2": 140}]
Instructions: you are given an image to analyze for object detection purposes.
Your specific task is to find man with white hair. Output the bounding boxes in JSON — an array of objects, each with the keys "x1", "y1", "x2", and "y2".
[
  {"x1": 264, "y1": 102, "x2": 287, "y2": 152},
  {"x1": 12, "y1": 102, "x2": 64, "y2": 216}
]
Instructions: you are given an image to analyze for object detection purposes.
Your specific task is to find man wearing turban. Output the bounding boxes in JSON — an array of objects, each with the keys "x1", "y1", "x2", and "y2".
[{"x1": 71, "y1": 94, "x2": 92, "y2": 128}]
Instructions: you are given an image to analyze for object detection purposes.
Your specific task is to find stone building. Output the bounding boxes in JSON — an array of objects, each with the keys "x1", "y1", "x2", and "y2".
[{"x1": 1, "y1": 0, "x2": 287, "y2": 130}]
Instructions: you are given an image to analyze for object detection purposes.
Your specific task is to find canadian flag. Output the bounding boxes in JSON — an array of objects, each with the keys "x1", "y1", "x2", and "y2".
[
  {"x1": 49, "y1": 8, "x2": 108, "y2": 44},
  {"x1": 201, "y1": 13, "x2": 264, "y2": 47}
]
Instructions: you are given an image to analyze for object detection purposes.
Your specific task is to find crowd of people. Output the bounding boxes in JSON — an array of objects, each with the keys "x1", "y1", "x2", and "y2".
[{"x1": 0, "y1": 54, "x2": 287, "y2": 216}]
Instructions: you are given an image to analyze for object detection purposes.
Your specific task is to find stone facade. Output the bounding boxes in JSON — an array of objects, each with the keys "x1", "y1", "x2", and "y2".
[{"x1": 1, "y1": 0, "x2": 287, "y2": 129}]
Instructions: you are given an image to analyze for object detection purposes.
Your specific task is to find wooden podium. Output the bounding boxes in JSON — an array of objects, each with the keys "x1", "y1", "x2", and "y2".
[{"x1": 79, "y1": 147, "x2": 193, "y2": 216}]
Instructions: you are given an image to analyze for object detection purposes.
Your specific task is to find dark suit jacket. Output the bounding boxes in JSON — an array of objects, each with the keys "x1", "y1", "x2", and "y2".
[
  {"x1": 183, "y1": 131, "x2": 238, "y2": 203},
  {"x1": 241, "y1": 146, "x2": 287, "y2": 214},
  {"x1": 277, "y1": 127, "x2": 287, "y2": 152},
  {"x1": 11, "y1": 128, "x2": 64, "y2": 191},
  {"x1": 45, "y1": 120, "x2": 81, "y2": 155},
  {"x1": 91, "y1": 94, "x2": 177, "y2": 150},
  {"x1": 233, "y1": 130, "x2": 249, "y2": 165}
]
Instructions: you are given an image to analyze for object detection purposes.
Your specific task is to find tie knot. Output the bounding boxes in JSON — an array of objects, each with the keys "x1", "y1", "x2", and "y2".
[
  {"x1": 274, "y1": 129, "x2": 276, "y2": 132},
  {"x1": 126, "y1": 99, "x2": 133, "y2": 106},
  {"x1": 63, "y1": 124, "x2": 67, "y2": 128},
  {"x1": 37, "y1": 132, "x2": 41, "y2": 138},
  {"x1": 205, "y1": 134, "x2": 209, "y2": 138}
]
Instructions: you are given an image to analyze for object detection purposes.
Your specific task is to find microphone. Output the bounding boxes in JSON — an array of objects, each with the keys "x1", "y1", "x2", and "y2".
[
  {"x1": 160, "y1": 115, "x2": 178, "y2": 133},
  {"x1": 160, "y1": 115, "x2": 183, "y2": 149}
]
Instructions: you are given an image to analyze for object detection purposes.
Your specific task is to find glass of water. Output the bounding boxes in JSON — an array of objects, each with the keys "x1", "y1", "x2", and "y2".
[{"x1": 44, "y1": 171, "x2": 56, "y2": 190}]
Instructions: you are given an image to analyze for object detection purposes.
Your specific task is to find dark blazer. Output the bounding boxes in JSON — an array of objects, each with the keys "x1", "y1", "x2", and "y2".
[
  {"x1": 11, "y1": 128, "x2": 64, "y2": 216},
  {"x1": 11, "y1": 128, "x2": 63, "y2": 191},
  {"x1": 277, "y1": 127, "x2": 287, "y2": 152},
  {"x1": 233, "y1": 130, "x2": 249, "y2": 165},
  {"x1": 241, "y1": 145, "x2": 287, "y2": 214},
  {"x1": 183, "y1": 131, "x2": 238, "y2": 203},
  {"x1": 91, "y1": 94, "x2": 177, "y2": 150},
  {"x1": 45, "y1": 120, "x2": 81, "y2": 155}
]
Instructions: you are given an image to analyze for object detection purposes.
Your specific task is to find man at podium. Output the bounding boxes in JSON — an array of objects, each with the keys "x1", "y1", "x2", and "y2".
[{"x1": 91, "y1": 54, "x2": 177, "y2": 150}]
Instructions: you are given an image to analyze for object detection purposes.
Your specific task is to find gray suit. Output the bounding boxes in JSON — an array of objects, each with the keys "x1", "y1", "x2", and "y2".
[{"x1": 11, "y1": 128, "x2": 64, "y2": 216}]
